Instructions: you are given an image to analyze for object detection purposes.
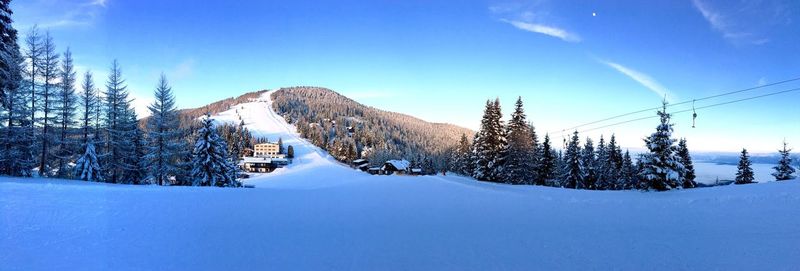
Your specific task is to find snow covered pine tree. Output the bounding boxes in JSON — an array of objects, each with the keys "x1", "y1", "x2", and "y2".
[
  {"x1": 772, "y1": 141, "x2": 796, "y2": 181},
  {"x1": 500, "y1": 97, "x2": 536, "y2": 184},
  {"x1": 638, "y1": 102, "x2": 686, "y2": 191},
  {"x1": 471, "y1": 99, "x2": 505, "y2": 182},
  {"x1": 676, "y1": 138, "x2": 697, "y2": 188},
  {"x1": 191, "y1": 113, "x2": 240, "y2": 187},
  {"x1": 537, "y1": 134, "x2": 557, "y2": 185},
  {"x1": 0, "y1": 0, "x2": 18, "y2": 109},
  {"x1": 735, "y1": 148, "x2": 755, "y2": 184},
  {"x1": 73, "y1": 139, "x2": 102, "y2": 182},
  {"x1": 561, "y1": 131, "x2": 583, "y2": 189},
  {"x1": 145, "y1": 74, "x2": 184, "y2": 185}
]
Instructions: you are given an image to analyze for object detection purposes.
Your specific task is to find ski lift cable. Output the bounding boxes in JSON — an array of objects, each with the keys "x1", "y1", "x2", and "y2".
[
  {"x1": 573, "y1": 86, "x2": 800, "y2": 134},
  {"x1": 550, "y1": 76, "x2": 800, "y2": 134}
]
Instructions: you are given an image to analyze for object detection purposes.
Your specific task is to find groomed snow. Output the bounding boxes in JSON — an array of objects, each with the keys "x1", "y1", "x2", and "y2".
[
  {"x1": 2, "y1": 176, "x2": 799, "y2": 270},
  {"x1": 3, "y1": 91, "x2": 799, "y2": 270}
]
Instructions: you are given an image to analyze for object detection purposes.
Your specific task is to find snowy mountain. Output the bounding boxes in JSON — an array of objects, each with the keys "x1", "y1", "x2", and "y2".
[{"x1": 167, "y1": 87, "x2": 472, "y2": 168}]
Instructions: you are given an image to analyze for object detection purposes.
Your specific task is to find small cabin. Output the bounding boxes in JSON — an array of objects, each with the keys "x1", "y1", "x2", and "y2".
[
  {"x1": 383, "y1": 160, "x2": 410, "y2": 175},
  {"x1": 352, "y1": 159, "x2": 369, "y2": 170}
]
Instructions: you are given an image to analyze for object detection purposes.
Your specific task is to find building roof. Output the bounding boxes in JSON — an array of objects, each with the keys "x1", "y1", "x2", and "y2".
[
  {"x1": 385, "y1": 160, "x2": 410, "y2": 171},
  {"x1": 254, "y1": 142, "x2": 279, "y2": 146},
  {"x1": 352, "y1": 159, "x2": 367, "y2": 164},
  {"x1": 410, "y1": 168, "x2": 423, "y2": 173},
  {"x1": 240, "y1": 157, "x2": 280, "y2": 164}
]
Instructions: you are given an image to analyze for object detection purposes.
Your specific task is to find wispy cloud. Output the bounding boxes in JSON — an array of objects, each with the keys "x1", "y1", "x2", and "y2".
[
  {"x1": 691, "y1": 0, "x2": 790, "y2": 45},
  {"x1": 490, "y1": 1, "x2": 580, "y2": 43},
  {"x1": 599, "y1": 60, "x2": 675, "y2": 102},
  {"x1": 15, "y1": 0, "x2": 108, "y2": 30},
  {"x1": 88, "y1": 0, "x2": 107, "y2": 7},
  {"x1": 501, "y1": 19, "x2": 581, "y2": 42}
]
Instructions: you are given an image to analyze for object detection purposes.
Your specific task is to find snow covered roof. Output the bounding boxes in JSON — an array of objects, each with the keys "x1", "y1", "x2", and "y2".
[
  {"x1": 240, "y1": 157, "x2": 277, "y2": 164},
  {"x1": 411, "y1": 168, "x2": 423, "y2": 173},
  {"x1": 352, "y1": 159, "x2": 367, "y2": 164},
  {"x1": 385, "y1": 160, "x2": 410, "y2": 171}
]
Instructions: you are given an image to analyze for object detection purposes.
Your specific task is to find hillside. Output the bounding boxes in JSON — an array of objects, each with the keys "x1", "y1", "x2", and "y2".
[{"x1": 270, "y1": 87, "x2": 474, "y2": 167}]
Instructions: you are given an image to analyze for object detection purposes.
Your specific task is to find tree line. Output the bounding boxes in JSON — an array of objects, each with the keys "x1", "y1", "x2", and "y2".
[
  {"x1": 272, "y1": 87, "x2": 470, "y2": 169},
  {"x1": 0, "y1": 5, "x2": 244, "y2": 187},
  {"x1": 451, "y1": 97, "x2": 796, "y2": 191}
]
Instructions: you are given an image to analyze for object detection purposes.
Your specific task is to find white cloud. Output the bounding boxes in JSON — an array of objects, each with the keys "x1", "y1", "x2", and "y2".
[
  {"x1": 600, "y1": 60, "x2": 675, "y2": 102},
  {"x1": 490, "y1": 1, "x2": 580, "y2": 43},
  {"x1": 501, "y1": 19, "x2": 581, "y2": 42},
  {"x1": 14, "y1": 0, "x2": 108, "y2": 30},
  {"x1": 88, "y1": 0, "x2": 107, "y2": 7},
  {"x1": 691, "y1": 0, "x2": 789, "y2": 45}
]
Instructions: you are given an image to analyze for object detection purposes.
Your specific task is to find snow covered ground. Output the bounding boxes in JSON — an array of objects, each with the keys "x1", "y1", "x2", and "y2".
[
  {"x1": 3, "y1": 175, "x2": 799, "y2": 270},
  {"x1": 3, "y1": 91, "x2": 799, "y2": 270}
]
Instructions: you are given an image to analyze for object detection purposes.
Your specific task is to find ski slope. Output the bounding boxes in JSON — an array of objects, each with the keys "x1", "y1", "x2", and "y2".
[
  {"x1": 208, "y1": 90, "x2": 370, "y2": 189},
  {"x1": 3, "y1": 90, "x2": 800, "y2": 270}
]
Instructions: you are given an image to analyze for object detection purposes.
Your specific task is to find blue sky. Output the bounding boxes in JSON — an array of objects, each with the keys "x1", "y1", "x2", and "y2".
[{"x1": 11, "y1": 0, "x2": 800, "y2": 153}]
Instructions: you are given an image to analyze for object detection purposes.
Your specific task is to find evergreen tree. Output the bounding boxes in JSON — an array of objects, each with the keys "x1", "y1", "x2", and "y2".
[
  {"x1": 78, "y1": 71, "x2": 97, "y2": 144},
  {"x1": 560, "y1": 131, "x2": 583, "y2": 189},
  {"x1": 0, "y1": 5, "x2": 26, "y2": 175},
  {"x1": 472, "y1": 99, "x2": 506, "y2": 182},
  {"x1": 0, "y1": 0, "x2": 19, "y2": 109},
  {"x1": 101, "y1": 60, "x2": 135, "y2": 183},
  {"x1": 451, "y1": 133, "x2": 471, "y2": 175},
  {"x1": 145, "y1": 74, "x2": 183, "y2": 185},
  {"x1": 277, "y1": 137, "x2": 284, "y2": 154},
  {"x1": 73, "y1": 139, "x2": 102, "y2": 182},
  {"x1": 735, "y1": 148, "x2": 755, "y2": 185},
  {"x1": 638, "y1": 102, "x2": 685, "y2": 191},
  {"x1": 53, "y1": 48, "x2": 77, "y2": 178},
  {"x1": 37, "y1": 31, "x2": 58, "y2": 176},
  {"x1": 191, "y1": 113, "x2": 239, "y2": 187},
  {"x1": 580, "y1": 137, "x2": 596, "y2": 189},
  {"x1": 605, "y1": 135, "x2": 624, "y2": 190},
  {"x1": 676, "y1": 138, "x2": 696, "y2": 188},
  {"x1": 23, "y1": 26, "x2": 41, "y2": 145},
  {"x1": 537, "y1": 134, "x2": 557, "y2": 185},
  {"x1": 500, "y1": 97, "x2": 535, "y2": 184},
  {"x1": 772, "y1": 141, "x2": 796, "y2": 181},
  {"x1": 594, "y1": 136, "x2": 612, "y2": 190},
  {"x1": 619, "y1": 151, "x2": 638, "y2": 190},
  {"x1": 126, "y1": 116, "x2": 147, "y2": 184},
  {"x1": 0, "y1": 37, "x2": 30, "y2": 176},
  {"x1": 287, "y1": 145, "x2": 294, "y2": 159}
]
